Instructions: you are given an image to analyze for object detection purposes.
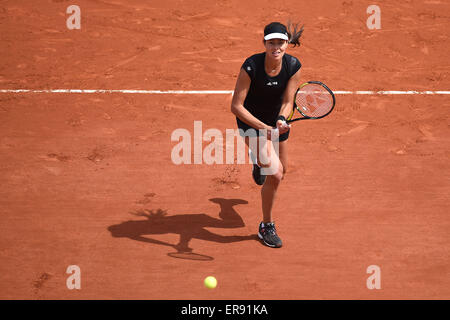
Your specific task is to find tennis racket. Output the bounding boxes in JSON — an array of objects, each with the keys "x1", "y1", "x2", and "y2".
[
  {"x1": 287, "y1": 81, "x2": 335, "y2": 122},
  {"x1": 272, "y1": 81, "x2": 335, "y2": 138}
]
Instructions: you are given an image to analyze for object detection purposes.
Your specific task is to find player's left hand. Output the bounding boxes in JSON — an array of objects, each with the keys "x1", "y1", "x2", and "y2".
[{"x1": 276, "y1": 118, "x2": 290, "y2": 135}]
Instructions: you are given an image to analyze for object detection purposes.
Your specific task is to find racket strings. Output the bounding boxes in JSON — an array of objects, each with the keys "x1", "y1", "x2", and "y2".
[{"x1": 295, "y1": 84, "x2": 334, "y2": 118}]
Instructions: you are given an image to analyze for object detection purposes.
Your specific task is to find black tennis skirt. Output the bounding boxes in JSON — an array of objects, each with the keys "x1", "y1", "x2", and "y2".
[{"x1": 236, "y1": 117, "x2": 290, "y2": 142}]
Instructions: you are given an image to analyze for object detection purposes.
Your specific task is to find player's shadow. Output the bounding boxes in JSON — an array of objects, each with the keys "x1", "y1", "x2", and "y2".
[{"x1": 107, "y1": 198, "x2": 256, "y2": 261}]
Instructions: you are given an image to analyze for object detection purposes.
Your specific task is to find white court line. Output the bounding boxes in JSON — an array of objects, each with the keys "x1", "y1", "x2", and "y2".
[
  {"x1": 335, "y1": 90, "x2": 450, "y2": 95},
  {"x1": 0, "y1": 89, "x2": 449, "y2": 94},
  {"x1": 0, "y1": 89, "x2": 234, "y2": 94}
]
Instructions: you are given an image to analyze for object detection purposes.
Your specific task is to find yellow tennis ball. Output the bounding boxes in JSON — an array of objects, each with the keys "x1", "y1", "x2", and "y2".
[{"x1": 204, "y1": 276, "x2": 217, "y2": 289}]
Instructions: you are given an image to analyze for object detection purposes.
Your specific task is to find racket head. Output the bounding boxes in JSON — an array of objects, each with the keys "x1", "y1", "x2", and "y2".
[{"x1": 289, "y1": 81, "x2": 336, "y2": 121}]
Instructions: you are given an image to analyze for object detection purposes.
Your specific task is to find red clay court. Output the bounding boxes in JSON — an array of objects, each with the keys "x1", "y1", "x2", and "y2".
[{"x1": 0, "y1": 0, "x2": 449, "y2": 299}]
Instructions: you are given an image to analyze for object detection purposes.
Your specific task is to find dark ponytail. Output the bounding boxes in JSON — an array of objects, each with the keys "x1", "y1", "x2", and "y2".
[{"x1": 286, "y1": 20, "x2": 304, "y2": 47}]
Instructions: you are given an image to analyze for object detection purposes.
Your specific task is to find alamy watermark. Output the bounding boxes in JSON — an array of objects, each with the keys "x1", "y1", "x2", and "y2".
[
  {"x1": 366, "y1": 5, "x2": 381, "y2": 30},
  {"x1": 66, "y1": 265, "x2": 81, "y2": 290},
  {"x1": 66, "y1": 5, "x2": 81, "y2": 30},
  {"x1": 366, "y1": 265, "x2": 381, "y2": 289},
  {"x1": 171, "y1": 121, "x2": 280, "y2": 175}
]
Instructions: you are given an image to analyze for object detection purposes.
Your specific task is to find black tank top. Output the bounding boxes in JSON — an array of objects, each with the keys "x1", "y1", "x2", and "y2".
[{"x1": 240, "y1": 52, "x2": 301, "y2": 126}]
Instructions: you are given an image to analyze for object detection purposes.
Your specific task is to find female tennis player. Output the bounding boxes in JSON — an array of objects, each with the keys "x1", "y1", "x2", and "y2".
[{"x1": 231, "y1": 21, "x2": 303, "y2": 248}]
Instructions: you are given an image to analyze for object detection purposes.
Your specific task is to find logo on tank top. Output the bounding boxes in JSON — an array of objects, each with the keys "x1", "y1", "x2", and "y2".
[{"x1": 266, "y1": 81, "x2": 278, "y2": 86}]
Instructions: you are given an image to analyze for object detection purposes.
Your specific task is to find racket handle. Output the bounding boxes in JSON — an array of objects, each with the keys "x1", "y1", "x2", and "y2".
[{"x1": 271, "y1": 124, "x2": 291, "y2": 139}]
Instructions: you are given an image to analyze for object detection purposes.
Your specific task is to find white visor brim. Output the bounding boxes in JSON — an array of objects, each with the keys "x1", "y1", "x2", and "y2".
[{"x1": 264, "y1": 33, "x2": 289, "y2": 41}]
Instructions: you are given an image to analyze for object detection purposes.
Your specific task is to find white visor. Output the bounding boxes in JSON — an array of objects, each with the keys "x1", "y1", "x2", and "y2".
[{"x1": 264, "y1": 32, "x2": 289, "y2": 41}]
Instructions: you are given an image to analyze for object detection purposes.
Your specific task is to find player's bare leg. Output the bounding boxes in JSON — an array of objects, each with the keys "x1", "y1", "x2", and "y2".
[
  {"x1": 245, "y1": 135, "x2": 284, "y2": 248},
  {"x1": 259, "y1": 139, "x2": 284, "y2": 223}
]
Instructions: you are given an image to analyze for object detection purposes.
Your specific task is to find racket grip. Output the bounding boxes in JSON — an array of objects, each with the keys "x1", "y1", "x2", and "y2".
[{"x1": 271, "y1": 124, "x2": 290, "y2": 139}]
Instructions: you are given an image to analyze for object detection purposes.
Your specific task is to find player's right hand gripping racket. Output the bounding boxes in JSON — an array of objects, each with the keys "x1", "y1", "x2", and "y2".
[{"x1": 287, "y1": 81, "x2": 336, "y2": 122}]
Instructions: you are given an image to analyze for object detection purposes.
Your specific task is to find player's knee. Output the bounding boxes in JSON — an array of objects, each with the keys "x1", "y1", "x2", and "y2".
[
  {"x1": 266, "y1": 163, "x2": 284, "y2": 185},
  {"x1": 258, "y1": 158, "x2": 272, "y2": 168},
  {"x1": 274, "y1": 170, "x2": 283, "y2": 184}
]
